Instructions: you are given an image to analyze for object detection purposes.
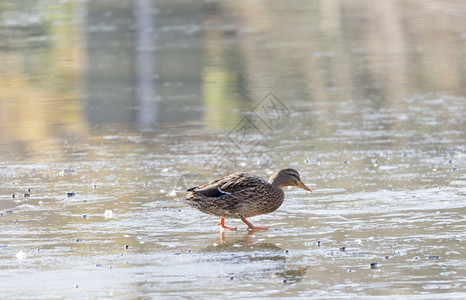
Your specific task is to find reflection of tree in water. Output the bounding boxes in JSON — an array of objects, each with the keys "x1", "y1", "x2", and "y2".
[{"x1": 199, "y1": 231, "x2": 308, "y2": 283}]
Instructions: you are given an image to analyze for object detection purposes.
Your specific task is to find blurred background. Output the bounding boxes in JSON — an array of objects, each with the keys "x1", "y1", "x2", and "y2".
[{"x1": 1, "y1": 0, "x2": 464, "y2": 155}]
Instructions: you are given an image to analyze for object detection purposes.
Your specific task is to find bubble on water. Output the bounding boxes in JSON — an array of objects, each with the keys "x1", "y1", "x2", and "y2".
[
  {"x1": 161, "y1": 168, "x2": 169, "y2": 173},
  {"x1": 168, "y1": 190, "x2": 177, "y2": 197},
  {"x1": 304, "y1": 157, "x2": 313, "y2": 165},
  {"x1": 16, "y1": 251, "x2": 27, "y2": 260},
  {"x1": 256, "y1": 159, "x2": 270, "y2": 165},
  {"x1": 104, "y1": 209, "x2": 113, "y2": 219}
]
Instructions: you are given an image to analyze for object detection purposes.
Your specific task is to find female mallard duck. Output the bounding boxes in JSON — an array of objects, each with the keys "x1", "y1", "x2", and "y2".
[{"x1": 184, "y1": 168, "x2": 312, "y2": 230}]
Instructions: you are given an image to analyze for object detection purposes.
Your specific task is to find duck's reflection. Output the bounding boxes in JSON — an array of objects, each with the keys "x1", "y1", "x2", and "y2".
[
  {"x1": 199, "y1": 230, "x2": 309, "y2": 283},
  {"x1": 218, "y1": 229, "x2": 254, "y2": 245}
]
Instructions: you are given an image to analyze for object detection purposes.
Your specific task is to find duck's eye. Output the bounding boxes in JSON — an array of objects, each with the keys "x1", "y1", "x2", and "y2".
[{"x1": 287, "y1": 172, "x2": 300, "y2": 181}]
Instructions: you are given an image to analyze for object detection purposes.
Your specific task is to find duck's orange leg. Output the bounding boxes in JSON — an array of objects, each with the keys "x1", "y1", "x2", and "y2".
[
  {"x1": 217, "y1": 218, "x2": 237, "y2": 231},
  {"x1": 241, "y1": 217, "x2": 269, "y2": 230}
]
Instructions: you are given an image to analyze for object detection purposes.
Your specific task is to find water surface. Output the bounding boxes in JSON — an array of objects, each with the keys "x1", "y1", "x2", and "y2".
[{"x1": 0, "y1": 0, "x2": 465, "y2": 298}]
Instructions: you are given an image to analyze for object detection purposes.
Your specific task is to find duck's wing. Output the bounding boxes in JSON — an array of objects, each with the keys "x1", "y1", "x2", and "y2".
[{"x1": 187, "y1": 172, "x2": 267, "y2": 197}]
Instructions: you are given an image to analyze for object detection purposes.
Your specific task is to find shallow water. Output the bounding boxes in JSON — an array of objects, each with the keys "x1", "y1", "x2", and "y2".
[{"x1": 1, "y1": 0, "x2": 466, "y2": 298}]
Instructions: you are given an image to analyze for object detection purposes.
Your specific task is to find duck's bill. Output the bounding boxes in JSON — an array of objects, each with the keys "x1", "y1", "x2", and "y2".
[{"x1": 297, "y1": 181, "x2": 312, "y2": 192}]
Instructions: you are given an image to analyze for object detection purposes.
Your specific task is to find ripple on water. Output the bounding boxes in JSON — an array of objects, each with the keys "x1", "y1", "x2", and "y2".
[{"x1": 63, "y1": 195, "x2": 117, "y2": 206}]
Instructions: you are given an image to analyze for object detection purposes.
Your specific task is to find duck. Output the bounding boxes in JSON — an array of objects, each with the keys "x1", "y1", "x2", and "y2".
[{"x1": 184, "y1": 168, "x2": 312, "y2": 230}]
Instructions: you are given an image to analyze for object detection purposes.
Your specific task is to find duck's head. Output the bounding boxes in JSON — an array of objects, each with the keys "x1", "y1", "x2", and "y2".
[{"x1": 268, "y1": 168, "x2": 312, "y2": 192}]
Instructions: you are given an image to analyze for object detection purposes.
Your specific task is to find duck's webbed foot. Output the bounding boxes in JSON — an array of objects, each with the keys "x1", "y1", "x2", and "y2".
[
  {"x1": 217, "y1": 218, "x2": 237, "y2": 231},
  {"x1": 241, "y1": 217, "x2": 269, "y2": 230}
]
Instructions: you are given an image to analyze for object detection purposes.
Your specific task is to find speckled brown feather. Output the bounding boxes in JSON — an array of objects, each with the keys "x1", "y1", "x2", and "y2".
[{"x1": 184, "y1": 172, "x2": 285, "y2": 219}]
